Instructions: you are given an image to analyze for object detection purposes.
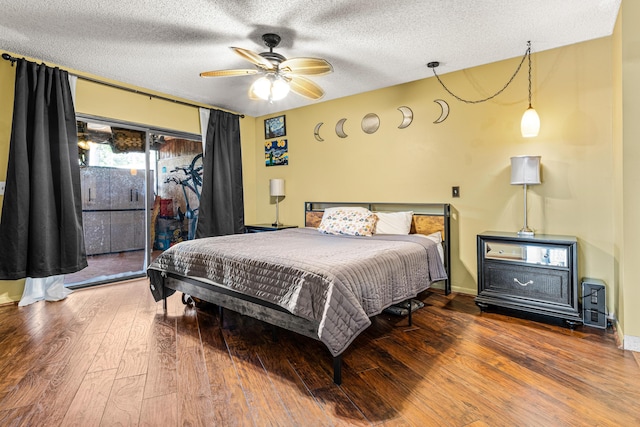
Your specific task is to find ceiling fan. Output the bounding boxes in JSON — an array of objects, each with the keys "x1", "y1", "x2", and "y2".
[{"x1": 199, "y1": 33, "x2": 333, "y2": 102}]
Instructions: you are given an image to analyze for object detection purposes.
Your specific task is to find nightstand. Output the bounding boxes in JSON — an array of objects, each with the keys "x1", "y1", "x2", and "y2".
[
  {"x1": 245, "y1": 224, "x2": 298, "y2": 233},
  {"x1": 475, "y1": 231, "x2": 582, "y2": 328}
]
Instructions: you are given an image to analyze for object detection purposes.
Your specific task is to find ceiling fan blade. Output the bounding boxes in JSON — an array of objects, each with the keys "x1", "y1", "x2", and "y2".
[
  {"x1": 280, "y1": 57, "x2": 333, "y2": 76},
  {"x1": 231, "y1": 47, "x2": 275, "y2": 71},
  {"x1": 200, "y1": 69, "x2": 259, "y2": 77},
  {"x1": 289, "y1": 76, "x2": 325, "y2": 100}
]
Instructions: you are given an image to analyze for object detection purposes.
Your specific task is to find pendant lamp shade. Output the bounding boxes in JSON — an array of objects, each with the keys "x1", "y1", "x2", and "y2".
[{"x1": 521, "y1": 107, "x2": 540, "y2": 138}]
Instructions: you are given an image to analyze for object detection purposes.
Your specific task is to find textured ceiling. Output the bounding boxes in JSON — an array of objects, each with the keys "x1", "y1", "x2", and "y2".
[{"x1": 0, "y1": 0, "x2": 621, "y2": 117}]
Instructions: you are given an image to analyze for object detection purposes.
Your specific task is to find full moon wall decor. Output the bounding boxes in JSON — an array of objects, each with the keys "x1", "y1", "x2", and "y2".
[{"x1": 361, "y1": 113, "x2": 380, "y2": 134}]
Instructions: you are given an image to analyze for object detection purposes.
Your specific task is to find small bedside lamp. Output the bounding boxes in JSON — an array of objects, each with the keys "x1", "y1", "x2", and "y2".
[
  {"x1": 270, "y1": 178, "x2": 285, "y2": 227},
  {"x1": 510, "y1": 156, "x2": 541, "y2": 237}
]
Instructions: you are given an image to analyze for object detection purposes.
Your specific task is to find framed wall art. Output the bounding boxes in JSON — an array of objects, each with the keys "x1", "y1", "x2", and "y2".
[
  {"x1": 265, "y1": 115, "x2": 286, "y2": 139},
  {"x1": 265, "y1": 139, "x2": 288, "y2": 167}
]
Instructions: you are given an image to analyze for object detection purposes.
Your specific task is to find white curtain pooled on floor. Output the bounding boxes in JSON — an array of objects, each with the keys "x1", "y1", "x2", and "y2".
[{"x1": 19, "y1": 275, "x2": 71, "y2": 306}]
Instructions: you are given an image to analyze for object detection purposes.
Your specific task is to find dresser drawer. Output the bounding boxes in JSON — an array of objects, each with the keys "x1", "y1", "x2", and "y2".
[{"x1": 482, "y1": 261, "x2": 570, "y2": 305}]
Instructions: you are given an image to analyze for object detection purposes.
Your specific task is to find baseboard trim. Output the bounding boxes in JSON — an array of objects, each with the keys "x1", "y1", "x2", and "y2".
[{"x1": 624, "y1": 334, "x2": 640, "y2": 352}]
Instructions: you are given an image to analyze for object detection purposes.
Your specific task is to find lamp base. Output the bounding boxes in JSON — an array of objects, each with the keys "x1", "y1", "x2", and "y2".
[
  {"x1": 272, "y1": 222, "x2": 282, "y2": 227},
  {"x1": 517, "y1": 228, "x2": 535, "y2": 237}
]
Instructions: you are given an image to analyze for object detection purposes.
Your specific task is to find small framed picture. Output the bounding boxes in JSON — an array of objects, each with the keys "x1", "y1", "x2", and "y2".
[
  {"x1": 265, "y1": 139, "x2": 288, "y2": 167},
  {"x1": 265, "y1": 115, "x2": 286, "y2": 139}
]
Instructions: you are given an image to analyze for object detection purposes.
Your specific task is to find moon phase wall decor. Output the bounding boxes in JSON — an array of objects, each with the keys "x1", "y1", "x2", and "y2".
[
  {"x1": 397, "y1": 106, "x2": 413, "y2": 129},
  {"x1": 361, "y1": 113, "x2": 380, "y2": 134},
  {"x1": 335, "y1": 118, "x2": 348, "y2": 138},
  {"x1": 434, "y1": 99, "x2": 449, "y2": 124},
  {"x1": 313, "y1": 122, "x2": 324, "y2": 141},
  {"x1": 314, "y1": 103, "x2": 451, "y2": 139}
]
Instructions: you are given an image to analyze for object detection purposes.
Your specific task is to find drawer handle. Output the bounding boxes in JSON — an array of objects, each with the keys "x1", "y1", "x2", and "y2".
[{"x1": 514, "y1": 278, "x2": 533, "y2": 287}]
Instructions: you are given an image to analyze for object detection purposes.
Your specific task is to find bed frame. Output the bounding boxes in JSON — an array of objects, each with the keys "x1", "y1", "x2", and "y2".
[{"x1": 158, "y1": 202, "x2": 451, "y2": 385}]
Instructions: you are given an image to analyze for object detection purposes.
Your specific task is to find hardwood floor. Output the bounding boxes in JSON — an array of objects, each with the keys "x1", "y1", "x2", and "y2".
[{"x1": 0, "y1": 279, "x2": 638, "y2": 426}]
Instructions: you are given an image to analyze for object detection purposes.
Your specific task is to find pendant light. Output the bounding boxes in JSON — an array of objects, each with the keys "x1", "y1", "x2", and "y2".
[
  {"x1": 521, "y1": 41, "x2": 540, "y2": 138},
  {"x1": 427, "y1": 41, "x2": 541, "y2": 138}
]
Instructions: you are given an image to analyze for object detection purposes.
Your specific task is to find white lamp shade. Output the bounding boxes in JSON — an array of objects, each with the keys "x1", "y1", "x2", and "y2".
[
  {"x1": 521, "y1": 107, "x2": 540, "y2": 138},
  {"x1": 269, "y1": 178, "x2": 285, "y2": 197},
  {"x1": 510, "y1": 156, "x2": 541, "y2": 185}
]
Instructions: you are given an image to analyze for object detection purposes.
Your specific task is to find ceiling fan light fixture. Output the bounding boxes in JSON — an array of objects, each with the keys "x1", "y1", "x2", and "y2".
[
  {"x1": 251, "y1": 74, "x2": 290, "y2": 102},
  {"x1": 201, "y1": 33, "x2": 330, "y2": 102}
]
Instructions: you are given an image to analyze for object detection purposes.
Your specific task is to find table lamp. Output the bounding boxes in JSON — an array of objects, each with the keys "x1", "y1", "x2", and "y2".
[
  {"x1": 510, "y1": 156, "x2": 541, "y2": 236},
  {"x1": 270, "y1": 178, "x2": 285, "y2": 226}
]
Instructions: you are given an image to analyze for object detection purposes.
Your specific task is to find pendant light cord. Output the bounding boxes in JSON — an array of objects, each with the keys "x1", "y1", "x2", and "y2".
[
  {"x1": 429, "y1": 42, "x2": 531, "y2": 104},
  {"x1": 526, "y1": 41, "x2": 533, "y2": 108}
]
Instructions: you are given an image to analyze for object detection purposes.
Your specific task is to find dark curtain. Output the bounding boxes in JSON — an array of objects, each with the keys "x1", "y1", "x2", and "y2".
[
  {"x1": 0, "y1": 59, "x2": 87, "y2": 280},
  {"x1": 195, "y1": 109, "x2": 245, "y2": 237}
]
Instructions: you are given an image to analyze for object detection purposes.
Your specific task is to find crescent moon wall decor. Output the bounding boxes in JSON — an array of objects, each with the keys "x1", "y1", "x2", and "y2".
[
  {"x1": 313, "y1": 122, "x2": 324, "y2": 141},
  {"x1": 335, "y1": 118, "x2": 348, "y2": 138},
  {"x1": 361, "y1": 113, "x2": 380, "y2": 134},
  {"x1": 434, "y1": 99, "x2": 450, "y2": 124},
  {"x1": 397, "y1": 106, "x2": 413, "y2": 129}
]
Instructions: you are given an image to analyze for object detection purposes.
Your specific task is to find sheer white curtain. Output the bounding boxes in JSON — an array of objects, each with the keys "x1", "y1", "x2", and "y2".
[
  {"x1": 199, "y1": 107, "x2": 209, "y2": 154},
  {"x1": 18, "y1": 74, "x2": 79, "y2": 306}
]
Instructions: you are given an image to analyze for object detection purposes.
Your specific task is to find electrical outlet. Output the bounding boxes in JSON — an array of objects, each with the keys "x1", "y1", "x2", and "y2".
[
  {"x1": 452, "y1": 186, "x2": 460, "y2": 198},
  {"x1": 0, "y1": 181, "x2": 5, "y2": 196}
]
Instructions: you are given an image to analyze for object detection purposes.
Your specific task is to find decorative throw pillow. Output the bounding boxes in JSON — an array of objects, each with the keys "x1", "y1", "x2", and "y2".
[
  {"x1": 318, "y1": 208, "x2": 378, "y2": 236},
  {"x1": 374, "y1": 211, "x2": 414, "y2": 235}
]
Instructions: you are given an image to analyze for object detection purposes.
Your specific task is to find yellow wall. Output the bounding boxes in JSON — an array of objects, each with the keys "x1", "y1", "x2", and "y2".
[
  {"x1": 0, "y1": 55, "x2": 21, "y2": 303},
  {"x1": 253, "y1": 38, "x2": 616, "y2": 303},
  {"x1": 0, "y1": 53, "x2": 256, "y2": 304},
  {"x1": 620, "y1": 0, "x2": 640, "y2": 343}
]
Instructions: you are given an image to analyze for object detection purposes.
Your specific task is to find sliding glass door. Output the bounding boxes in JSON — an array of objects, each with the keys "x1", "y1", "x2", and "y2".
[{"x1": 64, "y1": 117, "x2": 201, "y2": 288}]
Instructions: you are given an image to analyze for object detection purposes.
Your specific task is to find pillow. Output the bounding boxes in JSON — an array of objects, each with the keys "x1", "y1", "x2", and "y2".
[
  {"x1": 374, "y1": 211, "x2": 413, "y2": 235},
  {"x1": 424, "y1": 231, "x2": 442, "y2": 244},
  {"x1": 318, "y1": 208, "x2": 378, "y2": 236}
]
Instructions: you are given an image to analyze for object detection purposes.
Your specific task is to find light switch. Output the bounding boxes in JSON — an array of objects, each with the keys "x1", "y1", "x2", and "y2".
[{"x1": 0, "y1": 181, "x2": 5, "y2": 196}]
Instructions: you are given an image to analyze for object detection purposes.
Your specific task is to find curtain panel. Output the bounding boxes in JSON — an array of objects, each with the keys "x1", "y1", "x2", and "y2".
[
  {"x1": 0, "y1": 58, "x2": 87, "y2": 279},
  {"x1": 195, "y1": 109, "x2": 245, "y2": 237}
]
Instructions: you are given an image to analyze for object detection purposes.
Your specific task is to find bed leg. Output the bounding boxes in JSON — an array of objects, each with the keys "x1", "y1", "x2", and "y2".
[
  {"x1": 218, "y1": 305, "x2": 224, "y2": 327},
  {"x1": 162, "y1": 279, "x2": 167, "y2": 312},
  {"x1": 408, "y1": 300, "x2": 412, "y2": 327},
  {"x1": 333, "y1": 355, "x2": 342, "y2": 385}
]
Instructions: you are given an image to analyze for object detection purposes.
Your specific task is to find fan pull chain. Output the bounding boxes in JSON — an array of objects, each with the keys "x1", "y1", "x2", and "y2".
[{"x1": 428, "y1": 42, "x2": 531, "y2": 104}]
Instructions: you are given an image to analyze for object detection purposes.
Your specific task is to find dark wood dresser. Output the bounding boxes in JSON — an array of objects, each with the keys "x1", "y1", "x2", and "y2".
[{"x1": 476, "y1": 231, "x2": 582, "y2": 328}]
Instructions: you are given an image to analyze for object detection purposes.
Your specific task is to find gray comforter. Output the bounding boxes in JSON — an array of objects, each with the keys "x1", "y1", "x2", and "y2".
[{"x1": 147, "y1": 227, "x2": 447, "y2": 356}]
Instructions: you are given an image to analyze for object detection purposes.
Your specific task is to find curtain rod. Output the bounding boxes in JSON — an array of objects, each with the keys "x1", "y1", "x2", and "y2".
[{"x1": 1, "y1": 52, "x2": 245, "y2": 118}]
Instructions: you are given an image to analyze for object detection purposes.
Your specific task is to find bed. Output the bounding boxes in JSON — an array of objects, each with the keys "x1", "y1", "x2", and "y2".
[{"x1": 147, "y1": 202, "x2": 451, "y2": 384}]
